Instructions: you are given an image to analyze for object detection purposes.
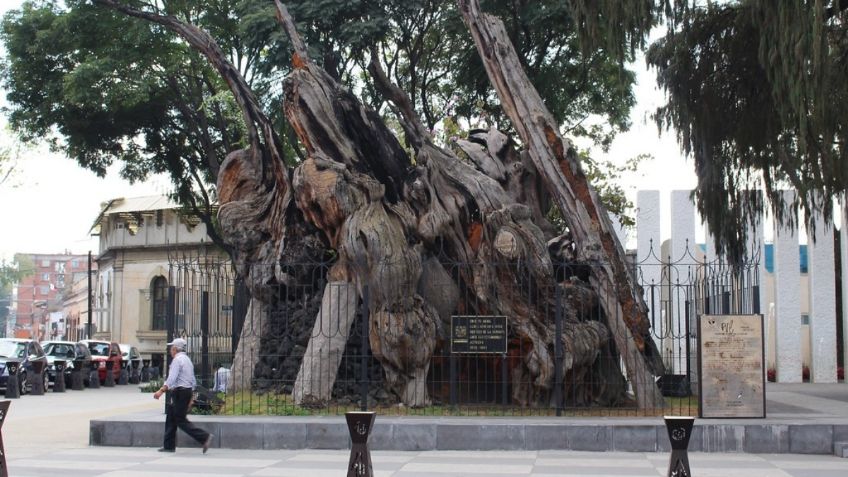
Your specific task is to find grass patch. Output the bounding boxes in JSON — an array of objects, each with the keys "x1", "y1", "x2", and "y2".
[
  {"x1": 139, "y1": 379, "x2": 164, "y2": 393},
  {"x1": 213, "y1": 392, "x2": 700, "y2": 417}
]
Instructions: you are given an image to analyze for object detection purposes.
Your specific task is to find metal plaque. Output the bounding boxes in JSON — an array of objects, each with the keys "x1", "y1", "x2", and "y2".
[
  {"x1": 698, "y1": 314, "x2": 766, "y2": 418},
  {"x1": 450, "y1": 315, "x2": 507, "y2": 354}
]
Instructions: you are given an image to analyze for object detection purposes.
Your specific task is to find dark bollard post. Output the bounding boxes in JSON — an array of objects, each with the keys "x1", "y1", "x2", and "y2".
[
  {"x1": 118, "y1": 361, "x2": 129, "y2": 385},
  {"x1": 3, "y1": 362, "x2": 20, "y2": 399},
  {"x1": 345, "y1": 411, "x2": 375, "y2": 477},
  {"x1": 71, "y1": 359, "x2": 85, "y2": 391},
  {"x1": 140, "y1": 360, "x2": 150, "y2": 383},
  {"x1": 0, "y1": 400, "x2": 10, "y2": 477},
  {"x1": 88, "y1": 362, "x2": 101, "y2": 389},
  {"x1": 664, "y1": 416, "x2": 695, "y2": 477},
  {"x1": 104, "y1": 361, "x2": 116, "y2": 387},
  {"x1": 28, "y1": 361, "x2": 46, "y2": 396},
  {"x1": 53, "y1": 360, "x2": 66, "y2": 393},
  {"x1": 129, "y1": 361, "x2": 140, "y2": 384}
]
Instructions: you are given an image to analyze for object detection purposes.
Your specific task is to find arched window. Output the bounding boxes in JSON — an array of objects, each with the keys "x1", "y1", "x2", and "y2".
[{"x1": 151, "y1": 276, "x2": 168, "y2": 330}]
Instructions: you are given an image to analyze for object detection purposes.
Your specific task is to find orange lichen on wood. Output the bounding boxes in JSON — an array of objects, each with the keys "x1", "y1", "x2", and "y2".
[
  {"x1": 467, "y1": 221, "x2": 484, "y2": 252},
  {"x1": 292, "y1": 52, "x2": 307, "y2": 69}
]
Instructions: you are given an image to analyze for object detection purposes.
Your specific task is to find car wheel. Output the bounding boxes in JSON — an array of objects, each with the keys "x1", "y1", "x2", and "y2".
[
  {"x1": 19, "y1": 372, "x2": 27, "y2": 395},
  {"x1": 43, "y1": 373, "x2": 49, "y2": 391}
]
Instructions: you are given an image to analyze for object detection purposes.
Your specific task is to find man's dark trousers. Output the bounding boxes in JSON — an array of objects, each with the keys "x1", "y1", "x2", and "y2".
[{"x1": 163, "y1": 388, "x2": 209, "y2": 450}]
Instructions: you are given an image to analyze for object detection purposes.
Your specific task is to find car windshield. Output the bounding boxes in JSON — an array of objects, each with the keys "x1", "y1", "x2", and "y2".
[
  {"x1": 44, "y1": 343, "x2": 74, "y2": 357},
  {"x1": 88, "y1": 343, "x2": 110, "y2": 356},
  {"x1": 0, "y1": 341, "x2": 25, "y2": 358}
]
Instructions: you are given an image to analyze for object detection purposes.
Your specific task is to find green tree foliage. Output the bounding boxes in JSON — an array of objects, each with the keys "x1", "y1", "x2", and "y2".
[{"x1": 1, "y1": 0, "x2": 643, "y2": 247}]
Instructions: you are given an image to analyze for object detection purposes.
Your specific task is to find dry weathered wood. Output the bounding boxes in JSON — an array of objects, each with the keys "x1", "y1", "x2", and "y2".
[
  {"x1": 228, "y1": 298, "x2": 263, "y2": 392},
  {"x1": 292, "y1": 280, "x2": 358, "y2": 406},
  {"x1": 457, "y1": 0, "x2": 664, "y2": 408}
]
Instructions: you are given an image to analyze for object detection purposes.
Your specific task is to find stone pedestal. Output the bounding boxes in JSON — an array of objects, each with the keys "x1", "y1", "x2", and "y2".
[
  {"x1": 89, "y1": 363, "x2": 101, "y2": 389},
  {"x1": 104, "y1": 361, "x2": 115, "y2": 387},
  {"x1": 71, "y1": 359, "x2": 85, "y2": 391},
  {"x1": 118, "y1": 361, "x2": 129, "y2": 385},
  {"x1": 53, "y1": 360, "x2": 66, "y2": 393},
  {"x1": 664, "y1": 416, "x2": 694, "y2": 477},
  {"x1": 808, "y1": 212, "x2": 837, "y2": 382},
  {"x1": 28, "y1": 361, "x2": 45, "y2": 396},
  {"x1": 346, "y1": 412, "x2": 376, "y2": 477},
  {"x1": 3, "y1": 363, "x2": 20, "y2": 399},
  {"x1": 774, "y1": 190, "x2": 802, "y2": 382}
]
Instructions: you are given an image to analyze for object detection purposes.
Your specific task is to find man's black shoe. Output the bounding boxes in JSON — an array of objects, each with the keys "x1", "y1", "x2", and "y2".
[
  {"x1": 202, "y1": 435, "x2": 213, "y2": 454},
  {"x1": 157, "y1": 447, "x2": 175, "y2": 453}
]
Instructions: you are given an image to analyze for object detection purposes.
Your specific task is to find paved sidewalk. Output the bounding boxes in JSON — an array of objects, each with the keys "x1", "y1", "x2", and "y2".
[{"x1": 6, "y1": 447, "x2": 848, "y2": 476}]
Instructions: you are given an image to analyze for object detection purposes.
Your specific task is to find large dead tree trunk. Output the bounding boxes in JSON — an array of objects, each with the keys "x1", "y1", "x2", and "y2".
[
  {"x1": 457, "y1": 0, "x2": 665, "y2": 408},
  {"x1": 98, "y1": 0, "x2": 662, "y2": 409}
]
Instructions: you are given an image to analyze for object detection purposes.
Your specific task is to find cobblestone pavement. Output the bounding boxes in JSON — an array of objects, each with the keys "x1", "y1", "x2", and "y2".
[{"x1": 6, "y1": 447, "x2": 848, "y2": 476}]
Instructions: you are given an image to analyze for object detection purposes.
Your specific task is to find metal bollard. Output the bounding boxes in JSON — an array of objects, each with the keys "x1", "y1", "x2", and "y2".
[
  {"x1": 140, "y1": 360, "x2": 150, "y2": 382},
  {"x1": 104, "y1": 361, "x2": 116, "y2": 387},
  {"x1": 28, "y1": 361, "x2": 46, "y2": 396},
  {"x1": 129, "y1": 361, "x2": 141, "y2": 384},
  {"x1": 71, "y1": 359, "x2": 85, "y2": 391},
  {"x1": 118, "y1": 361, "x2": 129, "y2": 385},
  {"x1": 88, "y1": 362, "x2": 101, "y2": 389},
  {"x1": 345, "y1": 411, "x2": 376, "y2": 477},
  {"x1": 0, "y1": 400, "x2": 10, "y2": 477},
  {"x1": 664, "y1": 416, "x2": 695, "y2": 477},
  {"x1": 53, "y1": 360, "x2": 66, "y2": 393},
  {"x1": 3, "y1": 362, "x2": 20, "y2": 399}
]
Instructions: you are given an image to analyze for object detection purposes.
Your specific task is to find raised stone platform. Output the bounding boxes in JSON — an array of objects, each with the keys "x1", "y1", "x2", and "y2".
[
  {"x1": 92, "y1": 383, "x2": 848, "y2": 455},
  {"x1": 90, "y1": 412, "x2": 848, "y2": 455}
]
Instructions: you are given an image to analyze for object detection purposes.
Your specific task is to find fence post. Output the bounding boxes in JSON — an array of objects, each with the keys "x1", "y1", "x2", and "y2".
[
  {"x1": 554, "y1": 284, "x2": 564, "y2": 416},
  {"x1": 165, "y1": 285, "x2": 176, "y2": 415},
  {"x1": 201, "y1": 291, "x2": 210, "y2": 388},
  {"x1": 360, "y1": 286, "x2": 370, "y2": 412}
]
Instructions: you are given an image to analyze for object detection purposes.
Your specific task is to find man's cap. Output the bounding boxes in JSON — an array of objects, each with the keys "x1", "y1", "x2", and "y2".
[{"x1": 167, "y1": 338, "x2": 187, "y2": 349}]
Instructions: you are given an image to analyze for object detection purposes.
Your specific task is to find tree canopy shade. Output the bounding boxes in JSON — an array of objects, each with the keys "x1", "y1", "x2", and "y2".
[
  {"x1": 646, "y1": 0, "x2": 848, "y2": 262},
  {"x1": 0, "y1": 0, "x2": 642, "y2": 241}
]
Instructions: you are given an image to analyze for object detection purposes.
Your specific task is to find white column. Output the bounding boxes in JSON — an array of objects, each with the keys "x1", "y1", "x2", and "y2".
[
  {"x1": 808, "y1": 210, "x2": 837, "y2": 382},
  {"x1": 745, "y1": 192, "x2": 768, "y2": 317},
  {"x1": 637, "y1": 191, "x2": 662, "y2": 352},
  {"x1": 841, "y1": 198, "x2": 848, "y2": 379},
  {"x1": 671, "y1": 190, "x2": 697, "y2": 376},
  {"x1": 774, "y1": 190, "x2": 802, "y2": 383}
]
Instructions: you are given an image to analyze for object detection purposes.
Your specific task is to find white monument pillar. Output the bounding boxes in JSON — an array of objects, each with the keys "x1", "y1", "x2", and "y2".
[
  {"x1": 841, "y1": 198, "x2": 848, "y2": 378},
  {"x1": 671, "y1": 190, "x2": 697, "y2": 376},
  {"x1": 774, "y1": 190, "x2": 802, "y2": 383},
  {"x1": 745, "y1": 192, "x2": 768, "y2": 318},
  {"x1": 808, "y1": 210, "x2": 837, "y2": 382},
  {"x1": 637, "y1": 191, "x2": 662, "y2": 354}
]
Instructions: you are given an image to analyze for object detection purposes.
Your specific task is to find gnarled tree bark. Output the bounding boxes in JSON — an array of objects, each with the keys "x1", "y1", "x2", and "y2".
[{"x1": 457, "y1": 0, "x2": 665, "y2": 408}]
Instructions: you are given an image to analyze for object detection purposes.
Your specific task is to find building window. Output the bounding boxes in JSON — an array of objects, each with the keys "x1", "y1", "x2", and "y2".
[
  {"x1": 41, "y1": 259, "x2": 50, "y2": 267},
  {"x1": 801, "y1": 314, "x2": 810, "y2": 325},
  {"x1": 71, "y1": 260, "x2": 79, "y2": 268},
  {"x1": 151, "y1": 276, "x2": 168, "y2": 330},
  {"x1": 42, "y1": 273, "x2": 50, "y2": 281},
  {"x1": 39, "y1": 285, "x2": 50, "y2": 295},
  {"x1": 156, "y1": 210, "x2": 164, "y2": 227}
]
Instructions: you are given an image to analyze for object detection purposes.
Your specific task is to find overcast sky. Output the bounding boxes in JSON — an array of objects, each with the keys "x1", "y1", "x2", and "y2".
[{"x1": 0, "y1": 1, "x2": 700, "y2": 262}]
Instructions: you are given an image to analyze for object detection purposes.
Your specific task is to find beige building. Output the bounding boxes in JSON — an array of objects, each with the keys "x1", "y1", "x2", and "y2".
[{"x1": 91, "y1": 196, "x2": 225, "y2": 364}]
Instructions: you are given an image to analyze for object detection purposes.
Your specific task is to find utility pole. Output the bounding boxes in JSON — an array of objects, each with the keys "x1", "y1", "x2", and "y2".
[{"x1": 87, "y1": 251, "x2": 93, "y2": 339}]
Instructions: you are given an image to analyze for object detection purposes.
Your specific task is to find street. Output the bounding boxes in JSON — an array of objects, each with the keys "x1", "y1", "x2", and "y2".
[{"x1": 3, "y1": 386, "x2": 848, "y2": 476}]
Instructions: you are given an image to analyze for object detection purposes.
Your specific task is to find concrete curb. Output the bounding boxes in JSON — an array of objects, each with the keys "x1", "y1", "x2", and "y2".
[{"x1": 90, "y1": 413, "x2": 848, "y2": 455}]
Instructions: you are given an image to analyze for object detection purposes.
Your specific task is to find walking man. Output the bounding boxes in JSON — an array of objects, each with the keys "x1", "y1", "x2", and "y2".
[{"x1": 153, "y1": 338, "x2": 212, "y2": 453}]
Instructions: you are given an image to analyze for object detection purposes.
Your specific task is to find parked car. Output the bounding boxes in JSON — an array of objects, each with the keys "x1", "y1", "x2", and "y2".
[
  {"x1": 41, "y1": 340, "x2": 92, "y2": 387},
  {"x1": 118, "y1": 344, "x2": 142, "y2": 371},
  {"x1": 0, "y1": 338, "x2": 49, "y2": 394},
  {"x1": 80, "y1": 340, "x2": 122, "y2": 384}
]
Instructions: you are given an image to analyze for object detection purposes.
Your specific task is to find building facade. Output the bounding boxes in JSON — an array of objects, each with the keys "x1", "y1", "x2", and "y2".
[
  {"x1": 11, "y1": 253, "x2": 89, "y2": 340},
  {"x1": 91, "y1": 196, "x2": 225, "y2": 364}
]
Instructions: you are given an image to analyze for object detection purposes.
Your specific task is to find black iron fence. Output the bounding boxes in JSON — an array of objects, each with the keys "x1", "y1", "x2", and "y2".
[{"x1": 167, "y1": 245, "x2": 760, "y2": 417}]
